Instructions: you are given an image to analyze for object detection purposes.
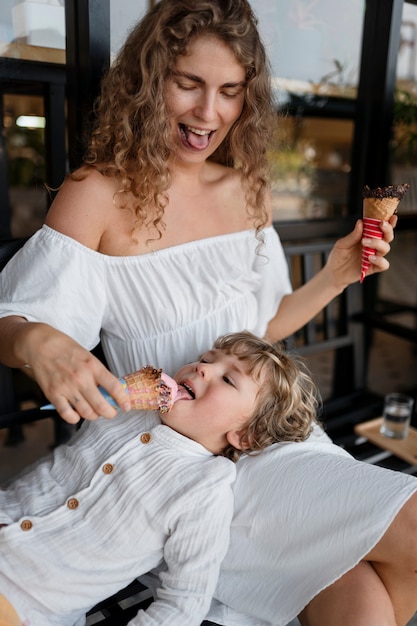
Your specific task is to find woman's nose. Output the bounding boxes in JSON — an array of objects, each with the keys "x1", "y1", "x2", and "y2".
[{"x1": 194, "y1": 92, "x2": 217, "y2": 122}]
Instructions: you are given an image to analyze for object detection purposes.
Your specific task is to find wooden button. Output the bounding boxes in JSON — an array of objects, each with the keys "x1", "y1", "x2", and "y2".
[
  {"x1": 140, "y1": 433, "x2": 152, "y2": 444},
  {"x1": 67, "y1": 498, "x2": 79, "y2": 510},
  {"x1": 102, "y1": 463, "x2": 114, "y2": 474},
  {"x1": 20, "y1": 519, "x2": 32, "y2": 531}
]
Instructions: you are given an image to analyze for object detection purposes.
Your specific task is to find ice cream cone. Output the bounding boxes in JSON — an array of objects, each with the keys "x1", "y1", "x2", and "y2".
[
  {"x1": 41, "y1": 366, "x2": 179, "y2": 413},
  {"x1": 99, "y1": 365, "x2": 178, "y2": 413},
  {"x1": 123, "y1": 366, "x2": 178, "y2": 413},
  {"x1": 360, "y1": 184, "x2": 410, "y2": 283}
]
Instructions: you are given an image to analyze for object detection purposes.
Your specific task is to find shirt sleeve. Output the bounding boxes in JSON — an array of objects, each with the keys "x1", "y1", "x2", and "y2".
[
  {"x1": 0, "y1": 226, "x2": 106, "y2": 350},
  {"x1": 128, "y1": 462, "x2": 235, "y2": 626}
]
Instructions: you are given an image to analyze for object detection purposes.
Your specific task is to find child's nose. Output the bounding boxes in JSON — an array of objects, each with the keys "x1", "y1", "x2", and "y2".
[{"x1": 196, "y1": 362, "x2": 212, "y2": 378}]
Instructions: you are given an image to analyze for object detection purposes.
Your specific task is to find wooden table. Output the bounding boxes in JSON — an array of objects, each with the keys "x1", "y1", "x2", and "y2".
[{"x1": 355, "y1": 417, "x2": 417, "y2": 466}]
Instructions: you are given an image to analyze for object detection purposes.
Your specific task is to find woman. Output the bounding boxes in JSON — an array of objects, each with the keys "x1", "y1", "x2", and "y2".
[{"x1": 1, "y1": 1, "x2": 417, "y2": 625}]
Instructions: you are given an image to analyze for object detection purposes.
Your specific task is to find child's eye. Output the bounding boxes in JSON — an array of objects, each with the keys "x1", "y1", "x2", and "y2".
[{"x1": 223, "y1": 375, "x2": 234, "y2": 386}]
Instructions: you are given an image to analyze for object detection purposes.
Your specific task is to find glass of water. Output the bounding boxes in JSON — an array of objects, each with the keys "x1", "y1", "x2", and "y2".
[{"x1": 380, "y1": 393, "x2": 415, "y2": 439}]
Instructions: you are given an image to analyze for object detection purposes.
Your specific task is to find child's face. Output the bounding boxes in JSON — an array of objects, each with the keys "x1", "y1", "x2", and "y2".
[{"x1": 161, "y1": 348, "x2": 260, "y2": 454}]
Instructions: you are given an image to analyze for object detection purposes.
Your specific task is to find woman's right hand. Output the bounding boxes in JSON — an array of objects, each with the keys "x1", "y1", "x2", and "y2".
[{"x1": 13, "y1": 321, "x2": 131, "y2": 424}]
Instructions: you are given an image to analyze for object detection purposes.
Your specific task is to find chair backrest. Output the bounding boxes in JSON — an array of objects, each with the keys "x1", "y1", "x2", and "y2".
[
  {"x1": 282, "y1": 239, "x2": 365, "y2": 389},
  {"x1": 0, "y1": 237, "x2": 29, "y2": 271},
  {"x1": 280, "y1": 234, "x2": 382, "y2": 436}
]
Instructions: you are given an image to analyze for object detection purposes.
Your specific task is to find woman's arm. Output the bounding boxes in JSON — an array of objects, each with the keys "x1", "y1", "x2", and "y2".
[
  {"x1": 266, "y1": 217, "x2": 396, "y2": 342},
  {"x1": 0, "y1": 316, "x2": 129, "y2": 423}
]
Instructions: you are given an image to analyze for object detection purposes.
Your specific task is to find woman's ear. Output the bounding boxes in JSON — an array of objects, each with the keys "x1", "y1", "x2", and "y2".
[{"x1": 226, "y1": 429, "x2": 250, "y2": 450}]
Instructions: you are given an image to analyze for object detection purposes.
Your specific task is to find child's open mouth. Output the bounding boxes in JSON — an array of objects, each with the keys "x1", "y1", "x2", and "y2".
[{"x1": 177, "y1": 382, "x2": 195, "y2": 400}]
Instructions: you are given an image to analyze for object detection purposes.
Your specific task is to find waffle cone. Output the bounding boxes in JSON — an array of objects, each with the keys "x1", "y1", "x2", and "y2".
[
  {"x1": 363, "y1": 196, "x2": 400, "y2": 220},
  {"x1": 362, "y1": 183, "x2": 409, "y2": 220},
  {"x1": 123, "y1": 365, "x2": 176, "y2": 413}
]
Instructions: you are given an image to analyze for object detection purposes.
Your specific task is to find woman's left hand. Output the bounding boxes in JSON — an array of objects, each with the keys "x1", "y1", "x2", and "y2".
[{"x1": 325, "y1": 214, "x2": 397, "y2": 291}]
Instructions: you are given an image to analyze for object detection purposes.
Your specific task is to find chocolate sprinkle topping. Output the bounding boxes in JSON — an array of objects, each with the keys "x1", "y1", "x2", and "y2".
[{"x1": 363, "y1": 183, "x2": 410, "y2": 199}]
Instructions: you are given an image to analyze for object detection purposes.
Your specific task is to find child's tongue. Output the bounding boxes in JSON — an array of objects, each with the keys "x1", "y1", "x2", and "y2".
[
  {"x1": 184, "y1": 126, "x2": 210, "y2": 150},
  {"x1": 176, "y1": 386, "x2": 193, "y2": 401}
]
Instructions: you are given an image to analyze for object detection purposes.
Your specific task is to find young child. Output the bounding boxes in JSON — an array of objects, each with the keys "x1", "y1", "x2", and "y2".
[{"x1": 0, "y1": 331, "x2": 319, "y2": 626}]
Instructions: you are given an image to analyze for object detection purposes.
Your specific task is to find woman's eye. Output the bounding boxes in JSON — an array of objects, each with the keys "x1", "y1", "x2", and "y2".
[{"x1": 177, "y1": 82, "x2": 196, "y2": 91}]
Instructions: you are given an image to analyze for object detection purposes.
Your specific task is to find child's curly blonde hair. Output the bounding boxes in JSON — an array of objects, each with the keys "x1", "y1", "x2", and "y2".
[
  {"x1": 80, "y1": 0, "x2": 275, "y2": 238},
  {"x1": 214, "y1": 331, "x2": 320, "y2": 462}
]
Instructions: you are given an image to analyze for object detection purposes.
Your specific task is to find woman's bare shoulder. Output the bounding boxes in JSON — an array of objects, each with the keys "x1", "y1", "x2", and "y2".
[{"x1": 45, "y1": 168, "x2": 118, "y2": 250}]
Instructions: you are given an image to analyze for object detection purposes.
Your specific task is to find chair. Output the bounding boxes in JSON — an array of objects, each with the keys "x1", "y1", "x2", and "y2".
[
  {"x1": 0, "y1": 233, "x2": 414, "y2": 625},
  {"x1": 280, "y1": 235, "x2": 385, "y2": 447}
]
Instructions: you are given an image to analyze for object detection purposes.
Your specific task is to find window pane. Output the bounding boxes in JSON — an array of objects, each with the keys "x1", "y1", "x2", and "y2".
[
  {"x1": 4, "y1": 93, "x2": 48, "y2": 237},
  {"x1": 392, "y1": 1, "x2": 417, "y2": 214},
  {"x1": 251, "y1": 0, "x2": 364, "y2": 104},
  {"x1": 110, "y1": 0, "x2": 149, "y2": 59},
  {"x1": 0, "y1": 0, "x2": 65, "y2": 63},
  {"x1": 249, "y1": 0, "x2": 363, "y2": 221},
  {"x1": 270, "y1": 115, "x2": 353, "y2": 221}
]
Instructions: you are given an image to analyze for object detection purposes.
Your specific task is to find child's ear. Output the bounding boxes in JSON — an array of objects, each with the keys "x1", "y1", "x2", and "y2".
[{"x1": 226, "y1": 429, "x2": 250, "y2": 450}]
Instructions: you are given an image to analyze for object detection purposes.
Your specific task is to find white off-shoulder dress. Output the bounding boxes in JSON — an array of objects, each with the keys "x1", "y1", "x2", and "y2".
[{"x1": 1, "y1": 224, "x2": 417, "y2": 626}]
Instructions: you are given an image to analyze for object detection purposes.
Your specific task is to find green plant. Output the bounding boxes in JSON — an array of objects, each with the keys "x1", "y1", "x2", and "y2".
[{"x1": 392, "y1": 88, "x2": 417, "y2": 166}]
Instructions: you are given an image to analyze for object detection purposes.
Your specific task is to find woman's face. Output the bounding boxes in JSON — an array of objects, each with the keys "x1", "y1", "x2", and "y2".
[{"x1": 165, "y1": 35, "x2": 246, "y2": 164}]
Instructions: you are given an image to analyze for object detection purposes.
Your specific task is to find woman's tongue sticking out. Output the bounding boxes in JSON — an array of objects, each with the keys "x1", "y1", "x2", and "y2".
[{"x1": 181, "y1": 125, "x2": 211, "y2": 149}]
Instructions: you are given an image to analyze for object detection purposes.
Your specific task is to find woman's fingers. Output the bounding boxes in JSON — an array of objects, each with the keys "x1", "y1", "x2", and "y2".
[
  {"x1": 53, "y1": 390, "x2": 120, "y2": 423},
  {"x1": 360, "y1": 217, "x2": 396, "y2": 278},
  {"x1": 44, "y1": 366, "x2": 128, "y2": 422},
  {"x1": 362, "y1": 236, "x2": 391, "y2": 257},
  {"x1": 379, "y1": 218, "x2": 396, "y2": 244}
]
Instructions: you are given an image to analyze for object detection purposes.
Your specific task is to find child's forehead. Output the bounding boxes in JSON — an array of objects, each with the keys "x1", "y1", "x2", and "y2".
[{"x1": 204, "y1": 347, "x2": 254, "y2": 372}]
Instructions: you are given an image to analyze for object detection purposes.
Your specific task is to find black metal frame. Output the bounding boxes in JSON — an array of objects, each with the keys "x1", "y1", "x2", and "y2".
[
  {"x1": 65, "y1": 0, "x2": 110, "y2": 169},
  {"x1": 349, "y1": 0, "x2": 405, "y2": 211}
]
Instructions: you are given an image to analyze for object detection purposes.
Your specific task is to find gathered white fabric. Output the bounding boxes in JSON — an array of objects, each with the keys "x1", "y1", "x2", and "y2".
[
  {"x1": 208, "y1": 433, "x2": 417, "y2": 625},
  {"x1": 1, "y1": 225, "x2": 417, "y2": 626},
  {"x1": 0, "y1": 411, "x2": 235, "y2": 626},
  {"x1": 0, "y1": 225, "x2": 289, "y2": 377}
]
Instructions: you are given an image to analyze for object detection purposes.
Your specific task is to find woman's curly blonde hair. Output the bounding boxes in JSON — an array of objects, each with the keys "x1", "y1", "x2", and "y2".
[
  {"x1": 81, "y1": 0, "x2": 275, "y2": 237},
  {"x1": 213, "y1": 331, "x2": 321, "y2": 463}
]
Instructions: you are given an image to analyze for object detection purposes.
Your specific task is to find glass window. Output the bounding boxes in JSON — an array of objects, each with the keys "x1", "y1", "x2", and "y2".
[
  {"x1": 0, "y1": 0, "x2": 65, "y2": 63},
  {"x1": 248, "y1": 0, "x2": 365, "y2": 222},
  {"x1": 110, "y1": 0, "x2": 149, "y2": 59},
  {"x1": 392, "y1": 1, "x2": 417, "y2": 214},
  {"x1": 250, "y1": 0, "x2": 364, "y2": 104},
  {"x1": 270, "y1": 115, "x2": 353, "y2": 221},
  {"x1": 3, "y1": 93, "x2": 48, "y2": 237}
]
